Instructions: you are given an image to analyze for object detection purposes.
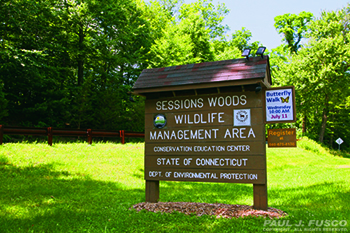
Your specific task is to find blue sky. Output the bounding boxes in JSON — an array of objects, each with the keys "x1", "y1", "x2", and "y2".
[{"x1": 184, "y1": 0, "x2": 349, "y2": 49}]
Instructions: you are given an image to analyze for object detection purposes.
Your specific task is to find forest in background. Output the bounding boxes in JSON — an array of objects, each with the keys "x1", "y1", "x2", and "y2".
[{"x1": 0, "y1": 0, "x2": 350, "y2": 150}]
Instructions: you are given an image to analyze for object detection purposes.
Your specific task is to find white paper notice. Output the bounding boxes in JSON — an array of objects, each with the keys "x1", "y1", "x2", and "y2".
[{"x1": 266, "y1": 88, "x2": 294, "y2": 122}]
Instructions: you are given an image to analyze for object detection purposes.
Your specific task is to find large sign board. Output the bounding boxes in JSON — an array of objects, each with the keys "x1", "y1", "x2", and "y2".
[
  {"x1": 265, "y1": 86, "x2": 296, "y2": 123},
  {"x1": 145, "y1": 92, "x2": 266, "y2": 185},
  {"x1": 267, "y1": 128, "x2": 297, "y2": 147}
]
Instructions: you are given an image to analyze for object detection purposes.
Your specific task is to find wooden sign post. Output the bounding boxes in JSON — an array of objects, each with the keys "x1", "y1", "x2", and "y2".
[{"x1": 133, "y1": 57, "x2": 273, "y2": 210}]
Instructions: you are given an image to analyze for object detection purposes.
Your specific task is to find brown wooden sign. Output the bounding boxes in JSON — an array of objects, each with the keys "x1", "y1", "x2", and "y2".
[
  {"x1": 144, "y1": 90, "x2": 266, "y2": 183},
  {"x1": 267, "y1": 128, "x2": 297, "y2": 147},
  {"x1": 134, "y1": 57, "x2": 272, "y2": 210}
]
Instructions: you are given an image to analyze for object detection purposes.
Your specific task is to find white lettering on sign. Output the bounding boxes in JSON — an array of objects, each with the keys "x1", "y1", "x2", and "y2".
[
  {"x1": 227, "y1": 145, "x2": 250, "y2": 151},
  {"x1": 207, "y1": 95, "x2": 247, "y2": 107},
  {"x1": 154, "y1": 172, "x2": 258, "y2": 180},
  {"x1": 224, "y1": 128, "x2": 256, "y2": 139},
  {"x1": 220, "y1": 173, "x2": 258, "y2": 180},
  {"x1": 195, "y1": 158, "x2": 248, "y2": 167},
  {"x1": 156, "y1": 98, "x2": 204, "y2": 111},
  {"x1": 183, "y1": 158, "x2": 192, "y2": 166},
  {"x1": 153, "y1": 145, "x2": 251, "y2": 152},
  {"x1": 154, "y1": 146, "x2": 193, "y2": 152},
  {"x1": 193, "y1": 146, "x2": 225, "y2": 152},
  {"x1": 156, "y1": 158, "x2": 180, "y2": 166},
  {"x1": 174, "y1": 172, "x2": 218, "y2": 179},
  {"x1": 174, "y1": 112, "x2": 225, "y2": 124},
  {"x1": 150, "y1": 128, "x2": 256, "y2": 140},
  {"x1": 155, "y1": 95, "x2": 247, "y2": 111},
  {"x1": 149, "y1": 171, "x2": 162, "y2": 177},
  {"x1": 150, "y1": 129, "x2": 219, "y2": 140},
  {"x1": 153, "y1": 158, "x2": 249, "y2": 167}
]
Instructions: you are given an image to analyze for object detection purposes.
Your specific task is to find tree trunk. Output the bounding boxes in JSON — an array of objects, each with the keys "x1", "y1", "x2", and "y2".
[
  {"x1": 329, "y1": 110, "x2": 336, "y2": 148},
  {"x1": 318, "y1": 95, "x2": 329, "y2": 143},
  {"x1": 77, "y1": 24, "x2": 84, "y2": 86},
  {"x1": 302, "y1": 115, "x2": 307, "y2": 134}
]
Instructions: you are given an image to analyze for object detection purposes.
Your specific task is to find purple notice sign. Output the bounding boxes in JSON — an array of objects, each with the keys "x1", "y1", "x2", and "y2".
[{"x1": 265, "y1": 86, "x2": 296, "y2": 123}]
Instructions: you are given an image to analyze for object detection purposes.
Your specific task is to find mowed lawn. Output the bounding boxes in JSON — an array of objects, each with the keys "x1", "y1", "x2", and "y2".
[{"x1": 0, "y1": 139, "x2": 349, "y2": 232}]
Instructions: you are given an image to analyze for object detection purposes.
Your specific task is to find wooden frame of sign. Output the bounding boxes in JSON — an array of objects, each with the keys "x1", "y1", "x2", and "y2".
[
  {"x1": 265, "y1": 86, "x2": 296, "y2": 123},
  {"x1": 133, "y1": 56, "x2": 273, "y2": 210}
]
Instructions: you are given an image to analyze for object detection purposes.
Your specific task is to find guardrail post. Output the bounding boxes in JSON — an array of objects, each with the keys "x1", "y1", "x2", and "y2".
[
  {"x1": 87, "y1": 129, "x2": 92, "y2": 145},
  {"x1": 47, "y1": 127, "x2": 53, "y2": 146},
  {"x1": 120, "y1": 130, "x2": 125, "y2": 144},
  {"x1": 0, "y1": 125, "x2": 3, "y2": 145}
]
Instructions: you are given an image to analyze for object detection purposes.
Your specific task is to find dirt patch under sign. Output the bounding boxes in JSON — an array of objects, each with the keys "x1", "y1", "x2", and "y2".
[{"x1": 132, "y1": 202, "x2": 287, "y2": 219}]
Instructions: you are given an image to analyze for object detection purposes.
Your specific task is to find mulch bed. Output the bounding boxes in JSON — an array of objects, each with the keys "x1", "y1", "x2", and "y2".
[{"x1": 132, "y1": 202, "x2": 287, "y2": 219}]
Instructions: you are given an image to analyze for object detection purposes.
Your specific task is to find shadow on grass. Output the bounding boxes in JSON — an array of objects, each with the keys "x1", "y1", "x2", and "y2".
[
  {"x1": 331, "y1": 151, "x2": 350, "y2": 159},
  {"x1": 1, "y1": 159, "x2": 349, "y2": 232},
  {"x1": 133, "y1": 168, "x2": 144, "y2": 180},
  {"x1": 0, "y1": 162, "x2": 144, "y2": 232}
]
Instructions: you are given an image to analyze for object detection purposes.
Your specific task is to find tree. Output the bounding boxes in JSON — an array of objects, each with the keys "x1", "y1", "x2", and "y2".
[
  {"x1": 178, "y1": 0, "x2": 229, "y2": 40},
  {"x1": 0, "y1": 0, "x2": 153, "y2": 131},
  {"x1": 0, "y1": 0, "x2": 70, "y2": 126},
  {"x1": 274, "y1": 11, "x2": 313, "y2": 54},
  {"x1": 148, "y1": 12, "x2": 213, "y2": 67},
  {"x1": 275, "y1": 7, "x2": 350, "y2": 146},
  {"x1": 213, "y1": 27, "x2": 263, "y2": 61},
  {"x1": 0, "y1": 0, "x2": 265, "y2": 135},
  {"x1": 146, "y1": 0, "x2": 229, "y2": 68},
  {"x1": 0, "y1": 83, "x2": 8, "y2": 121},
  {"x1": 273, "y1": 11, "x2": 314, "y2": 134}
]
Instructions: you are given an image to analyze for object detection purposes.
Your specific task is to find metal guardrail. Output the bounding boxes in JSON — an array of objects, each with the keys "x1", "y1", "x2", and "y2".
[{"x1": 0, "y1": 125, "x2": 144, "y2": 146}]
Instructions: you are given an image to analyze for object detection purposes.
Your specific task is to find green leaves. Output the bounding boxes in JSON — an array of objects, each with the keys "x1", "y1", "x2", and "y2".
[
  {"x1": 179, "y1": 0, "x2": 229, "y2": 40},
  {"x1": 145, "y1": 0, "x2": 227, "y2": 68},
  {"x1": 0, "y1": 0, "x2": 151, "y2": 130},
  {"x1": 148, "y1": 9, "x2": 214, "y2": 67},
  {"x1": 274, "y1": 6, "x2": 350, "y2": 147},
  {"x1": 274, "y1": 11, "x2": 313, "y2": 54},
  {"x1": 0, "y1": 0, "x2": 264, "y2": 133},
  {"x1": 144, "y1": 0, "x2": 263, "y2": 68},
  {"x1": 212, "y1": 27, "x2": 264, "y2": 61}
]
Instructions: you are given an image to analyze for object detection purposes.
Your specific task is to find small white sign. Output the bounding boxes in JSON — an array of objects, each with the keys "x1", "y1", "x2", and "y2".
[
  {"x1": 233, "y1": 109, "x2": 251, "y2": 126},
  {"x1": 336, "y1": 138, "x2": 344, "y2": 145}
]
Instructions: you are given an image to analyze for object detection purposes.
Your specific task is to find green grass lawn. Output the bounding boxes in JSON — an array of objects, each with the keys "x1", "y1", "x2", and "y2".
[{"x1": 0, "y1": 138, "x2": 349, "y2": 232}]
